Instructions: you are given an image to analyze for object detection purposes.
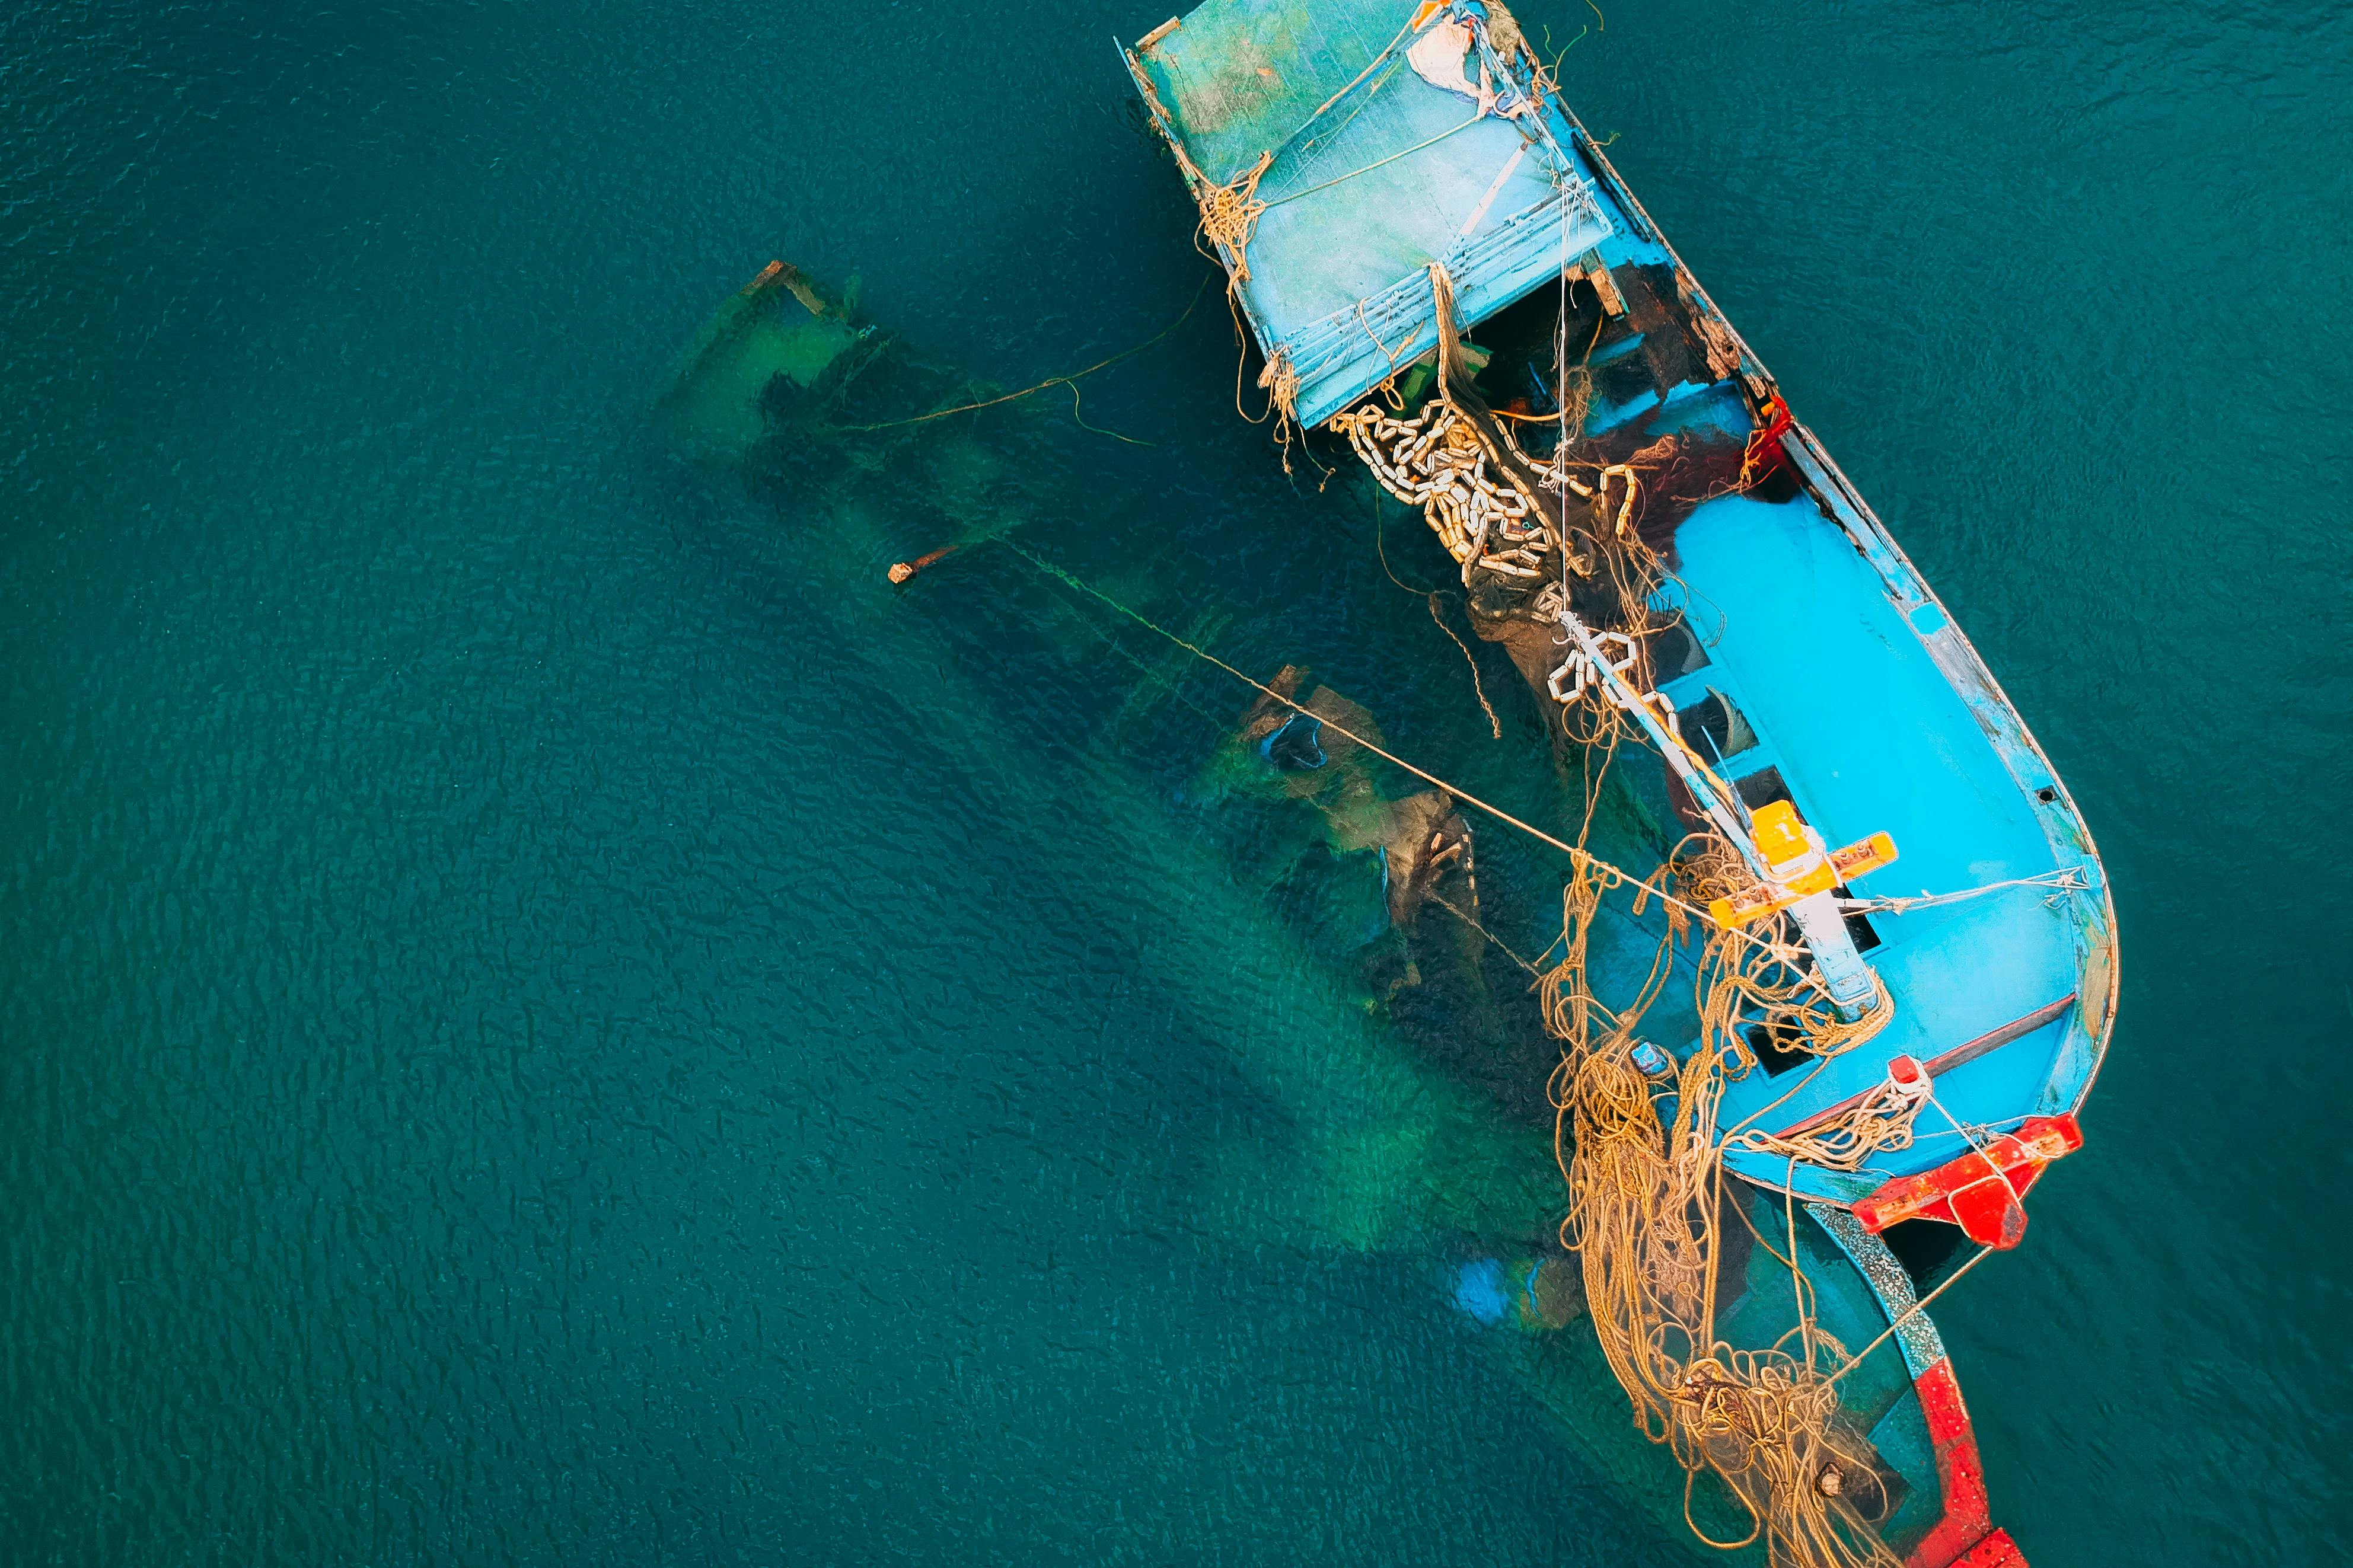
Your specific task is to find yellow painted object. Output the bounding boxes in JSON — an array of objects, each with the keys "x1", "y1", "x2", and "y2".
[
  {"x1": 1708, "y1": 801, "x2": 1899, "y2": 928},
  {"x1": 1752, "y1": 801, "x2": 1831, "y2": 890},
  {"x1": 1829, "y1": 833, "x2": 1901, "y2": 882}
]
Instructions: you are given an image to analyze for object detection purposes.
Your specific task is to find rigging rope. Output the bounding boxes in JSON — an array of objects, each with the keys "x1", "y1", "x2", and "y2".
[
  {"x1": 1840, "y1": 866, "x2": 2089, "y2": 916},
  {"x1": 1001, "y1": 539, "x2": 1798, "y2": 957},
  {"x1": 840, "y1": 270, "x2": 1213, "y2": 437},
  {"x1": 1427, "y1": 592, "x2": 1505, "y2": 739},
  {"x1": 1196, "y1": 151, "x2": 1276, "y2": 280},
  {"x1": 1259, "y1": 111, "x2": 1489, "y2": 210}
]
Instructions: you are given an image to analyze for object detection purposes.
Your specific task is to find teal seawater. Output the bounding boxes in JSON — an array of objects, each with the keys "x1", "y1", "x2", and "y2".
[{"x1": 4, "y1": 2, "x2": 2349, "y2": 1564}]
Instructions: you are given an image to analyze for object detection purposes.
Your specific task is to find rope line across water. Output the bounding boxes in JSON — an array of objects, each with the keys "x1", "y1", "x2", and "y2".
[
  {"x1": 1002, "y1": 541, "x2": 1748, "y2": 937},
  {"x1": 838, "y1": 271, "x2": 1214, "y2": 438}
]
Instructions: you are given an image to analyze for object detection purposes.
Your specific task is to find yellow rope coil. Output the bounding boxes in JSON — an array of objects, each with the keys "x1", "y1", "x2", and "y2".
[
  {"x1": 1257, "y1": 345, "x2": 1301, "y2": 423},
  {"x1": 1729, "y1": 1054, "x2": 1924, "y2": 1174}
]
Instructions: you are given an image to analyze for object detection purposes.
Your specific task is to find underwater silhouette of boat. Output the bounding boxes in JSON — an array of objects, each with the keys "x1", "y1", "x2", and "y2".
[
  {"x1": 1121, "y1": 2, "x2": 2116, "y2": 1564},
  {"x1": 653, "y1": 253, "x2": 2082, "y2": 1561}
]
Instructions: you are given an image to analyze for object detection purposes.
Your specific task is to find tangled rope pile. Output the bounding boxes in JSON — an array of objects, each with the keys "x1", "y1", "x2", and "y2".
[
  {"x1": 1331, "y1": 258, "x2": 1665, "y2": 607},
  {"x1": 1257, "y1": 346, "x2": 1303, "y2": 434},
  {"x1": 1195, "y1": 150, "x2": 1276, "y2": 280},
  {"x1": 1539, "y1": 832, "x2": 1904, "y2": 1568},
  {"x1": 1731, "y1": 1056, "x2": 1925, "y2": 1174}
]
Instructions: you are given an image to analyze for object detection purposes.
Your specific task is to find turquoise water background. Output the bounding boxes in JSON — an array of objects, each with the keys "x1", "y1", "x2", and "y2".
[{"x1": 5, "y1": 1, "x2": 2350, "y2": 1563}]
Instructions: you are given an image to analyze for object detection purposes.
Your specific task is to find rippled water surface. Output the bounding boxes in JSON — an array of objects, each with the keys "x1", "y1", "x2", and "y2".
[{"x1": 5, "y1": 2, "x2": 2349, "y2": 1563}]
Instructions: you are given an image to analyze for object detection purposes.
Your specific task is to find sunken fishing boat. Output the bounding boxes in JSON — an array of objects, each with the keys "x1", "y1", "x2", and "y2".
[{"x1": 1121, "y1": 2, "x2": 2118, "y2": 1564}]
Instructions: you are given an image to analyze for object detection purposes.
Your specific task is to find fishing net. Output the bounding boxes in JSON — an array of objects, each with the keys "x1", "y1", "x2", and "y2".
[{"x1": 1541, "y1": 838, "x2": 1907, "y2": 1566}]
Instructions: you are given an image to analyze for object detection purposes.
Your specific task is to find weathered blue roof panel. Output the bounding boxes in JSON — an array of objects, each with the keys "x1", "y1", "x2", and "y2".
[{"x1": 1128, "y1": 0, "x2": 1612, "y2": 427}]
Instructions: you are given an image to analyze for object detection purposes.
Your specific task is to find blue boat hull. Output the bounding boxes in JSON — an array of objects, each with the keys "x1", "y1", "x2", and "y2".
[
  {"x1": 1128, "y1": 3, "x2": 2115, "y2": 1561},
  {"x1": 1126, "y1": 0, "x2": 2116, "y2": 1217}
]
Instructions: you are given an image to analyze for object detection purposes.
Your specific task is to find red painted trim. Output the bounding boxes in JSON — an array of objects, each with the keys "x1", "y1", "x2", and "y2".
[
  {"x1": 1952, "y1": 1528, "x2": 2026, "y2": 1568},
  {"x1": 1902, "y1": 1356, "x2": 2014, "y2": 1568},
  {"x1": 1854, "y1": 1114, "x2": 2083, "y2": 1248}
]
